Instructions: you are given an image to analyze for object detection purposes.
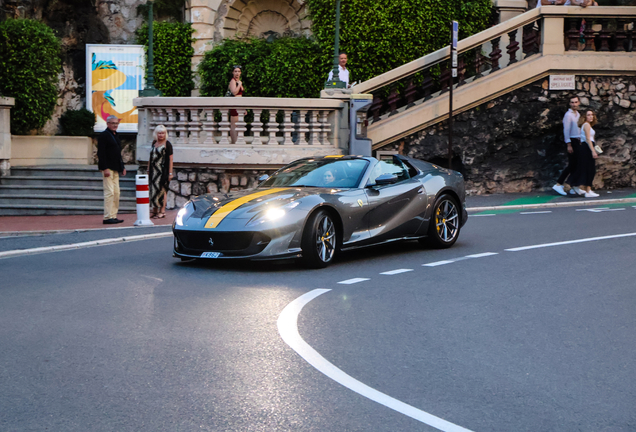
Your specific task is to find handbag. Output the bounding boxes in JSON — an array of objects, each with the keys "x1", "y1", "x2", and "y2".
[
  {"x1": 225, "y1": 89, "x2": 234, "y2": 97},
  {"x1": 593, "y1": 142, "x2": 603, "y2": 154}
]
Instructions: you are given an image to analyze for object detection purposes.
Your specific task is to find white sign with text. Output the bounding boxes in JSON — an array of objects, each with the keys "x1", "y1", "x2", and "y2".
[{"x1": 549, "y1": 75, "x2": 576, "y2": 90}]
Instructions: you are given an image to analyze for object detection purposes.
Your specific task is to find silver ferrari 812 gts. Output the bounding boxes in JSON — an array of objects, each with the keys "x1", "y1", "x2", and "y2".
[{"x1": 173, "y1": 154, "x2": 467, "y2": 268}]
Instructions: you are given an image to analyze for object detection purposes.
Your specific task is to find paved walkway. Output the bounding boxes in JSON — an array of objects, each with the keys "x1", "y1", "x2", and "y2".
[
  {"x1": 1, "y1": 188, "x2": 635, "y2": 236},
  {"x1": 0, "y1": 209, "x2": 178, "y2": 236}
]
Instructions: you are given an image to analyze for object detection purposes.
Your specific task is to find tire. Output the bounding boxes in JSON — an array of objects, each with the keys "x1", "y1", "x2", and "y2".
[
  {"x1": 301, "y1": 209, "x2": 338, "y2": 268},
  {"x1": 422, "y1": 194, "x2": 461, "y2": 249}
]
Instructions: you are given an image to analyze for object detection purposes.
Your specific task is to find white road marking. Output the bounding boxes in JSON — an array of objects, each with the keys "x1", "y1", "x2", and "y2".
[
  {"x1": 464, "y1": 252, "x2": 498, "y2": 258},
  {"x1": 576, "y1": 207, "x2": 625, "y2": 212},
  {"x1": 470, "y1": 214, "x2": 496, "y2": 217},
  {"x1": 278, "y1": 289, "x2": 474, "y2": 432},
  {"x1": 0, "y1": 232, "x2": 173, "y2": 259},
  {"x1": 520, "y1": 211, "x2": 552, "y2": 214},
  {"x1": 505, "y1": 232, "x2": 636, "y2": 252},
  {"x1": 338, "y1": 278, "x2": 370, "y2": 285},
  {"x1": 423, "y1": 260, "x2": 454, "y2": 267},
  {"x1": 380, "y1": 269, "x2": 414, "y2": 275}
]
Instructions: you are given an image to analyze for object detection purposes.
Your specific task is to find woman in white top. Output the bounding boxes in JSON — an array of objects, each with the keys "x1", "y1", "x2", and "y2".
[{"x1": 571, "y1": 110, "x2": 599, "y2": 198}]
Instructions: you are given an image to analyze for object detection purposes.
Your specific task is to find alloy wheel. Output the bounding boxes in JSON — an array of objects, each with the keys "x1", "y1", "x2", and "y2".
[
  {"x1": 315, "y1": 215, "x2": 336, "y2": 262},
  {"x1": 435, "y1": 199, "x2": 459, "y2": 243}
]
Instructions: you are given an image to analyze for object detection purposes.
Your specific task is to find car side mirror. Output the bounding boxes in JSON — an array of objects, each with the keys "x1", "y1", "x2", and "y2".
[
  {"x1": 373, "y1": 173, "x2": 399, "y2": 186},
  {"x1": 258, "y1": 174, "x2": 269, "y2": 182}
]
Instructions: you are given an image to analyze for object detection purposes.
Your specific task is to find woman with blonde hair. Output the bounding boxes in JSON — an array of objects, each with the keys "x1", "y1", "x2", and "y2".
[
  {"x1": 147, "y1": 125, "x2": 174, "y2": 218},
  {"x1": 570, "y1": 110, "x2": 599, "y2": 198}
]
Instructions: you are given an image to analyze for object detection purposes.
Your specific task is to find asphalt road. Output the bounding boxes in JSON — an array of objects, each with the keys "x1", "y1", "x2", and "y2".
[{"x1": 1, "y1": 203, "x2": 635, "y2": 431}]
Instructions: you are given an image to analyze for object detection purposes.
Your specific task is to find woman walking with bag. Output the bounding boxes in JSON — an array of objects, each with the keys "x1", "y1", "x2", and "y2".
[
  {"x1": 571, "y1": 110, "x2": 600, "y2": 198},
  {"x1": 228, "y1": 65, "x2": 244, "y2": 144},
  {"x1": 147, "y1": 125, "x2": 174, "y2": 218}
]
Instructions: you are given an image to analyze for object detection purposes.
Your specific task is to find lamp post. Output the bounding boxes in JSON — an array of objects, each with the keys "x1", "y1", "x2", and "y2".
[
  {"x1": 325, "y1": 0, "x2": 346, "y2": 89},
  {"x1": 140, "y1": 0, "x2": 162, "y2": 97}
]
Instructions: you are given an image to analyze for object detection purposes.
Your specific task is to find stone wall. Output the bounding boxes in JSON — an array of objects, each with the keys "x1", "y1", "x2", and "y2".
[
  {"x1": 90, "y1": 134, "x2": 136, "y2": 165},
  {"x1": 136, "y1": 166, "x2": 276, "y2": 209},
  {"x1": 2, "y1": 0, "x2": 145, "y2": 135},
  {"x1": 378, "y1": 75, "x2": 636, "y2": 195}
]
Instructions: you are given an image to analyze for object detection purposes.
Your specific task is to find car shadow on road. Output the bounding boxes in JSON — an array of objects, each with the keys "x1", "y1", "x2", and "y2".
[{"x1": 173, "y1": 239, "x2": 472, "y2": 273}]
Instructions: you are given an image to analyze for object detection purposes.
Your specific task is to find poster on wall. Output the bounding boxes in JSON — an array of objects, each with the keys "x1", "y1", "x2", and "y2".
[{"x1": 86, "y1": 44, "x2": 145, "y2": 133}]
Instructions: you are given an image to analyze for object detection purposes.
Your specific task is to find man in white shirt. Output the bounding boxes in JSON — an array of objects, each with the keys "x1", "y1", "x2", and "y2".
[
  {"x1": 553, "y1": 96, "x2": 581, "y2": 195},
  {"x1": 327, "y1": 53, "x2": 350, "y2": 88}
]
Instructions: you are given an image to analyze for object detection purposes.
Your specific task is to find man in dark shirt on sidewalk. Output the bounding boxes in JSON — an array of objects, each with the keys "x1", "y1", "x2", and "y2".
[{"x1": 97, "y1": 115, "x2": 126, "y2": 224}]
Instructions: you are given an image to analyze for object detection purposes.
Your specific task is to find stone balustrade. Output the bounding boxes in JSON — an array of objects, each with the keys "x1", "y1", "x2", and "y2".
[
  {"x1": 0, "y1": 97, "x2": 15, "y2": 177},
  {"x1": 134, "y1": 97, "x2": 346, "y2": 167},
  {"x1": 354, "y1": 7, "x2": 636, "y2": 125},
  {"x1": 351, "y1": 7, "x2": 636, "y2": 148}
]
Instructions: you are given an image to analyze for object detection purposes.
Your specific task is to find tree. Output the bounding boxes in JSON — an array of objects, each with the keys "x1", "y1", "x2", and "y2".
[{"x1": 0, "y1": 19, "x2": 61, "y2": 134}]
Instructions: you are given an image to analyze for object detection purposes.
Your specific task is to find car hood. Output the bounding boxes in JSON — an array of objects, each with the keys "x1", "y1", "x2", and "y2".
[{"x1": 190, "y1": 186, "x2": 333, "y2": 221}]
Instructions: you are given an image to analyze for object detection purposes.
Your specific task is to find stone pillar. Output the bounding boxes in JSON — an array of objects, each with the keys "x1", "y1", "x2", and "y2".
[
  {"x1": 320, "y1": 89, "x2": 351, "y2": 153},
  {"x1": 190, "y1": 0, "x2": 222, "y2": 93},
  {"x1": 493, "y1": 0, "x2": 529, "y2": 24},
  {"x1": 542, "y1": 16, "x2": 565, "y2": 55},
  {"x1": 133, "y1": 98, "x2": 150, "y2": 165},
  {"x1": 0, "y1": 97, "x2": 15, "y2": 177}
]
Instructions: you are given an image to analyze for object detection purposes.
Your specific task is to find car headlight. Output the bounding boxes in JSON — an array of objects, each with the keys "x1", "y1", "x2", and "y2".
[
  {"x1": 175, "y1": 201, "x2": 194, "y2": 226},
  {"x1": 265, "y1": 207, "x2": 286, "y2": 220},
  {"x1": 247, "y1": 201, "x2": 300, "y2": 227}
]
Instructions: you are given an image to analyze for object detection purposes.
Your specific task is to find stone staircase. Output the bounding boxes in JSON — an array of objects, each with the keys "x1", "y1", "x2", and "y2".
[
  {"x1": 352, "y1": 7, "x2": 636, "y2": 149},
  {"x1": 0, "y1": 166, "x2": 137, "y2": 216}
]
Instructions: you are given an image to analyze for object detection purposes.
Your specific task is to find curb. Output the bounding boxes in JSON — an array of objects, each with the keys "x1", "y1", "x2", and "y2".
[
  {"x1": 467, "y1": 197, "x2": 636, "y2": 212},
  {"x1": 0, "y1": 232, "x2": 173, "y2": 260},
  {"x1": 0, "y1": 222, "x2": 174, "y2": 238}
]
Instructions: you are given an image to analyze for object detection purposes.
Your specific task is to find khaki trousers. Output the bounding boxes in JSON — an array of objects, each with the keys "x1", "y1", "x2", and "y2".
[{"x1": 103, "y1": 170, "x2": 120, "y2": 220}]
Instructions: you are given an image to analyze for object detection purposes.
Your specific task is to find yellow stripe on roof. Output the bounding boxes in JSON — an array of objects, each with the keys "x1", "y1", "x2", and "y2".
[
  {"x1": 324, "y1": 155, "x2": 344, "y2": 158},
  {"x1": 204, "y1": 188, "x2": 289, "y2": 229}
]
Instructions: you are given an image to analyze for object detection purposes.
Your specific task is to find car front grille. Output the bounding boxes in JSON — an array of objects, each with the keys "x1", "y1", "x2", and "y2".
[{"x1": 174, "y1": 231, "x2": 270, "y2": 256}]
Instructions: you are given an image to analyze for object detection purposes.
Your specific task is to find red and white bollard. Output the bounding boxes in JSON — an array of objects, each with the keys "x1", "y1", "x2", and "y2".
[{"x1": 133, "y1": 174, "x2": 154, "y2": 226}]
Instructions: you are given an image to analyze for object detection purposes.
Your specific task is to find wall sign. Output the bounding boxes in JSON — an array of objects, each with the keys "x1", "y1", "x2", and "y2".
[
  {"x1": 549, "y1": 75, "x2": 576, "y2": 90},
  {"x1": 86, "y1": 44, "x2": 145, "y2": 133}
]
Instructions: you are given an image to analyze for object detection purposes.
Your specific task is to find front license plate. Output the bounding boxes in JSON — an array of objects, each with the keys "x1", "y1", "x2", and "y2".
[{"x1": 200, "y1": 252, "x2": 221, "y2": 258}]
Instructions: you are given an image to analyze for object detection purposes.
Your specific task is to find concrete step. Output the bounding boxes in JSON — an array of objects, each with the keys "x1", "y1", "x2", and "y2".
[
  {"x1": 0, "y1": 185, "x2": 136, "y2": 197},
  {"x1": 9, "y1": 165, "x2": 138, "y2": 180},
  {"x1": 0, "y1": 165, "x2": 140, "y2": 215},
  {"x1": 0, "y1": 204, "x2": 136, "y2": 216},
  {"x1": 0, "y1": 194, "x2": 136, "y2": 207},
  {"x1": 0, "y1": 176, "x2": 136, "y2": 187}
]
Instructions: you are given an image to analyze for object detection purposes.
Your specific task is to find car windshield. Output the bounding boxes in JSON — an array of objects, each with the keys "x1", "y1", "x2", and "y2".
[{"x1": 260, "y1": 158, "x2": 369, "y2": 188}]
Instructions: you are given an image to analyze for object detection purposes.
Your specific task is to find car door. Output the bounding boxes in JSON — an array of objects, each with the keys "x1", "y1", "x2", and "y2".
[{"x1": 364, "y1": 157, "x2": 426, "y2": 240}]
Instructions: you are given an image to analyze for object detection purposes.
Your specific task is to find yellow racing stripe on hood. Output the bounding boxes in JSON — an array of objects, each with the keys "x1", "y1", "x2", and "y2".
[{"x1": 204, "y1": 188, "x2": 289, "y2": 229}]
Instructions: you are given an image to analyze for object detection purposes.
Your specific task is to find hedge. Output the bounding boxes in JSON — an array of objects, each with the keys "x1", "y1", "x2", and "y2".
[
  {"x1": 0, "y1": 19, "x2": 61, "y2": 134},
  {"x1": 305, "y1": 0, "x2": 494, "y2": 83},
  {"x1": 60, "y1": 108, "x2": 96, "y2": 136},
  {"x1": 199, "y1": 37, "x2": 325, "y2": 98},
  {"x1": 137, "y1": 22, "x2": 195, "y2": 97},
  {"x1": 199, "y1": 0, "x2": 492, "y2": 98}
]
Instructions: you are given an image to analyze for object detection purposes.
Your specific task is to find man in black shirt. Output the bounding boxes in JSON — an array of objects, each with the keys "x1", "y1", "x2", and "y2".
[{"x1": 97, "y1": 115, "x2": 126, "y2": 224}]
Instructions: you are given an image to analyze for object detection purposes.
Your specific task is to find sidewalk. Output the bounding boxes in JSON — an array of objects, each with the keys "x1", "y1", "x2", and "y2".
[
  {"x1": 1, "y1": 188, "x2": 635, "y2": 236},
  {"x1": 0, "y1": 209, "x2": 179, "y2": 236},
  {"x1": 465, "y1": 188, "x2": 636, "y2": 211}
]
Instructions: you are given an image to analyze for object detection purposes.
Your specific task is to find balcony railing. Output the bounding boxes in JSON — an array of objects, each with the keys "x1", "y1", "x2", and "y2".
[
  {"x1": 134, "y1": 97, "x2": 346, "y2": 167},
  {"x1": 352, "y1": 7, "x2": 636, "y2": 128}
]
